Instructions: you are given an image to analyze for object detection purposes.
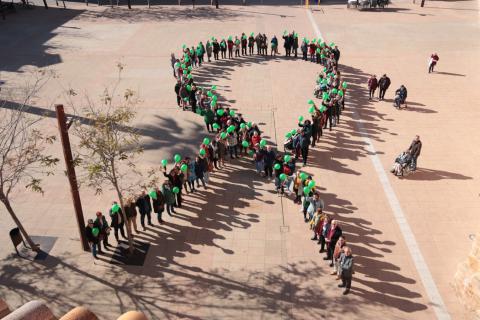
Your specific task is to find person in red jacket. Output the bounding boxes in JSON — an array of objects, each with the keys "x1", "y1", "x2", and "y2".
[{"x1": 367, "y1": 74, "x2": 378, "y2": 100}]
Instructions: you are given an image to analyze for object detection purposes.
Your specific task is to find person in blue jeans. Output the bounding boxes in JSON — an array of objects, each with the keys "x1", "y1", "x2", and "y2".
[{"x1": 85, "y1": 219, "x2": 101, "y2": 259}]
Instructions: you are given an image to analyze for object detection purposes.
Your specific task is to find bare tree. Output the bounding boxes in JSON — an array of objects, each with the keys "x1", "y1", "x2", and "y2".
[
  {"x1": 68, "y1": 65, "x2": 143, "y2": 254},
  {"x1": 0, "y1": 70, "x2": 59, "y2": 252}
]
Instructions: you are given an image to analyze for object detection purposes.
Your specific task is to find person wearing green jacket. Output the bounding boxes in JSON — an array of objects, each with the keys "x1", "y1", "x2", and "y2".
[
  {"x1": 201, "y1": 108, "x2": 215, "y2": 132},
  {"x1": 161, "y1": 180, "x2": 176, "y2": 218}
]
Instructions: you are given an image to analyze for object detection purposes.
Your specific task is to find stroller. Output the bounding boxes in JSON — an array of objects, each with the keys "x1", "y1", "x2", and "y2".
[{"x1": 390, "y1": 151, "x2": 413, "y2": 177}]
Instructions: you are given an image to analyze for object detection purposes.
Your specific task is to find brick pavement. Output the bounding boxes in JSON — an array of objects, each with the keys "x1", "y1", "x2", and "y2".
[{"x1": 0, "y1": 0, "x2": 479, "y2": 318}]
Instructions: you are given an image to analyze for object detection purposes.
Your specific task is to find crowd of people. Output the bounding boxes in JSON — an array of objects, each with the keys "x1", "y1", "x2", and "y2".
[{"x1": 85, "y1": 31, "x2": 355, "y2": 295}]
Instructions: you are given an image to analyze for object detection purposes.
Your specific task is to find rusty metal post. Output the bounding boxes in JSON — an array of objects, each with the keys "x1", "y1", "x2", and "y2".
[{"x1": 55, "y1": 104, "x2": 89, "y2": 252}]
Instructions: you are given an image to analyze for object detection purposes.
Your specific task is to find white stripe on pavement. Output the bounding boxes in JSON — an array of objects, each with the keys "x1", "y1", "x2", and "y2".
[{"x1": 306, "y1": 9, "x2": 451, "y2": 320}]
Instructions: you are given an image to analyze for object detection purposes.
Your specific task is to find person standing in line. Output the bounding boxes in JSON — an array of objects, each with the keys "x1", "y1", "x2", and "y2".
[
  {"x1": 378, "y1": 74, "x2": 391, "y2": 100},
  {"x1": 263, "y1": 145, "x2": 276, "y2": 178},
  {"x1": 339, "y1": 246, "x2": 354, "y2": 295},
  {"x1": 255, "y1": 33, "x2": 262, "y2": 55},
  {"x1": 206, "y1": 40, "x2": 213, "y2": 62},
  {"x1": 408, "y1": 135, "x2": 422, "y2": 171},
  {"x1": 292, "y1": 33, "x2": 299, "y2": 58},
  {"x1": 109, "y1": 201, "x2": 127, "y2": 243},
  {"x1": 325, "y1": 220, "x2": 343, "y2": 265},
  {"x1": 170, "y1": 53, "x2": 176, "y2": 78},
  {"x1": 300, "y1": 131, "x2": 311, "y2": 167},
  {"x1": 161, "y1": 180, "x2": 176, "y2": 219},
  {"x1": 282, "y1": 33, "x2": 292, "y2": 57},
  {"x1": 213, "y1": 39, "x2": 220, "y2": 60},
  {"x1": 248, "y1": 33, "x2": 255, "y2": 55},
  {"x1": 301, "y1": 39, "x2": 308, "y2": 61},
  {"x1": 220, "y1": 39, "x2": 227, "y2": 59},
  {"x1": 194, "y1": 156, "x2": 207, "y2": 188},
  {"x1": 241, "y1": 33, "x2": 248, "y2": 56},
  {"x1": 331, "y1": 236, "x2": 346, "y2": 278},
  {"x1": 428, "y1": 53, "x2": 439, "y2": 73},
  {"x1": 85, "y1": 219, "x2": 101, "y2": 258},
  {"x1": 135, "y1": 189, "x2": 152, "y2": 231},
  {"x1": 234, "y1": 36, "x2": 241, "y2": 57},
  {"x1": 367, "y1": 74, "x2": 378, "y2": 100},
  {"x1": 94, "y1": 211, "x2": 110, "y2": 250},
  {"x1": 227, "y1": 37, "x2": 234, "y2": 59},
  {"x1": 262, "y1": 34, "x2": 268, "y2": 55},
  {"x1": 125, "y1": 197, "x2": 139, "y2": 234},
  {"x1": 151, "y1": 188, "x2": 166, "y2": 223},
  {"x1": 174, "y1": 79, "x2": 181, "y2": 107}
]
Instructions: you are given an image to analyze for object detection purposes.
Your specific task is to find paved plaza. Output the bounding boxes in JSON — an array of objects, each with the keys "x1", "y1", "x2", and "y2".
[{"x1": 0, "y1": 0, "x2": 479, "y2": 318}]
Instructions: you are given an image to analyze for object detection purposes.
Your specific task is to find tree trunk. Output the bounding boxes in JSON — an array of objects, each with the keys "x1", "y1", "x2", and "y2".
[
  {"x1": 115, "y1": 188, "x2": 134, "y2": 255},
  {"x1": 127, "y1": 0, "x2": 131, "y2": 9},
  {"x1": 420, "y1": 0, "x2": 425, "y2": 6},
  {"x1": 1, "y1": 195, "x2": 40, "y2": 252}
]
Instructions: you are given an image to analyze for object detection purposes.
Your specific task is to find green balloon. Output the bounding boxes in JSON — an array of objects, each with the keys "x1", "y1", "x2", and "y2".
[
  {"x1": 220, "y1": 132, "x2": 227, "y2": 139},
  {"x1": 298, "y1": 116, "x2": 304, "y2": 122},
  {"x1": 332, "y1": 88, "x2": 338, "y2": 94},
  {"x1": 300, "y1": 172, "x2": 308, "y2": 180},
  {"x1": 213, "y1": 123, "x2": 220, "y2": 129},
  {"x1": 290, "y1": 129, "x2": 297, "y2": 135},
  {"x1": 285, "y1": 132, "x2": 292, "y2": 138},
  {"x1": 303, "y1": 186, "x2": 311, "y2": 195},
  {"x1": 320, "y1": 106, "x2": 327, "y2": 112},
  {"x1": 211, "y1": 101, "x2": 217, "y2": 107},
  {"x1": 180, "y1": 164, "x2": 188, "y2": 172},
  {"x1": 199, "y1": 148, "x2": 206, "y2": 156},
  {"x1": 308, "y1": 180, "x2": 316, "y2": 188},
  {"x1": 338, "y1": 90, "x2": 344, "y2": 97},
  {"x1": 342, "y1": 81, "x2": 348, "y2": 89},
  {"x1": 92, "y1": 227, "x2": 100, "y2": 237},
  {"x1": 274, "y1": 163, "x2": 281, "y2": 170},
  {"x1": 186, "y1": 85, "x2": 192, "y2": 92},
  {"x1": 279, "y1": 173, "x2": 287, "y2": 181},
  {"x1": 247, "y1": 122, "x2": 252, "y2": 128},
  {"x1": 308, "y1": 99, "x2": 314, "y2": 104},
  {"x1": 217, "y1": 109, "x2": 224, "y2": 116},
  {"x1": 111, "y1": 203, "x2": 120, "y2": 213},
  {"x1": 259, "y1": 139, "x2": 267, "y2": 147},
  {"x1": 242, "y1": 140, "x2": 249, "y2": 148},
  {"x1": 227, "y1": 125, "x2": 235, "y2": 133},
  {"x1": 203, "y1": 138, "x2": 210, "y2": 145},
  {"x1": 149, "y1": 189, "x2": 157, "y2": 199},
  {"x1": 161, "y1": 159, "x2": 168, "y2": 167},
  {"x1": 207, "y1": 91, "x2": 213, "y2": 97},
  {"x1": 229, "y1": 110, "x2": 235, "y2": 117},
  {"x1": 309, "y1": 106, "x2": 315, "y2": 114},
  {"x1": 240, "y1": 123, "x2": 246, "y2": 129},
  {"x1": 248, "y1": 150, "x2": 254, "y2": 156},
  {"x1": 284, "y1": 155, "x2": 291, "y2": 163},
  {"x1": 174, "y1": 154, "x2": 181, "y2": 163},
  {"x1": 172, "y1": 187, "x2": 180, "y2": 194},
  {"x1": 211, "y1": 85, "x2": 217, "y2": 90},
  {"x1": 187, "y1": 74, "x2": 193, "y2": 80},
  {"x1": 212, "y1": 95, "x2": 218, "y2": 101}
]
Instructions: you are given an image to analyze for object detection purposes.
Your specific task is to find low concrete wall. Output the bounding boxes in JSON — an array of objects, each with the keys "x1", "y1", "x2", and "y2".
[{"x1": 2, "y1": 300, "x2": 56, "y2": 320}]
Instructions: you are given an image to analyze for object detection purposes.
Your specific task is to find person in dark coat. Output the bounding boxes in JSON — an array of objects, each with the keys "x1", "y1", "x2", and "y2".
[
  {"x1": 241, "y1": 33, "x2": 247, "y2": 55},
  {"x1": 300, "y1": 131, "x2": 311, "y2": 166},
  {"x1": 135, "y1": 190, "x2": 152, "y2": 230},
  {"x1": 189, "y1": 84, "x2": 197, "y2": 114},
  {"x1": 282, "y1": 33, "x2": 292, "y2": 57},
  {"x1": 220, "y1": 39, "x2": 227, "y2": 59},
  {"x1": 292, "y1": 34, "x2": 299, "y2": 58},
  {"x1": 408, "y1": 135, "x2": 422, "y2": 171},
  {"x1": 194, "y1": 156, "x2": 207, "y2": 188},
  {"x1": 94, "y1": 211, "x2": 110, "y2": 250},
  {"x1": 332, "y1": 46, "x2": 340, "y2": 62},
  {"x1": 109, "y1": 201, "x2": 126, "y2": 243},
  {"x1": 151, "y1": 187, "x2": 166, "y2": 223},
  {"x1": 301, "y1": 40, "x2": 308, "y2": 61},
  {"x1": 85, "y1": 219, "x2": 101, "y2": 258},
  {"x1": 248, "y1": 33, "x2": 255, "y2": 55},
  {"x1": 263, "y1": 146, "x2": 276, "y2": 178},
  {"x1": 174, "y1": 79, "x2": 181, "y2": 107},
  {"x1": 339, "y1": 246, "x2": 354, "y2": 295},
  {"x1": 378, "y1": 74, "x2": 391, "y2": 100},
  {"x1": 325, "y1": 220, "x2": 343, "y2": 263},
  {"x1": 162, "y1": 180, "x2": 176, "y2": 216},
  {"x1": 212, "y1": 39, "x2": 220, "y2": 60},
  {"x1": 367, "y1": 74, "x2": 378, "y2": 100},
  {"x1": 163, "y1": 166, "x2": 184, "y2": 208}
]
